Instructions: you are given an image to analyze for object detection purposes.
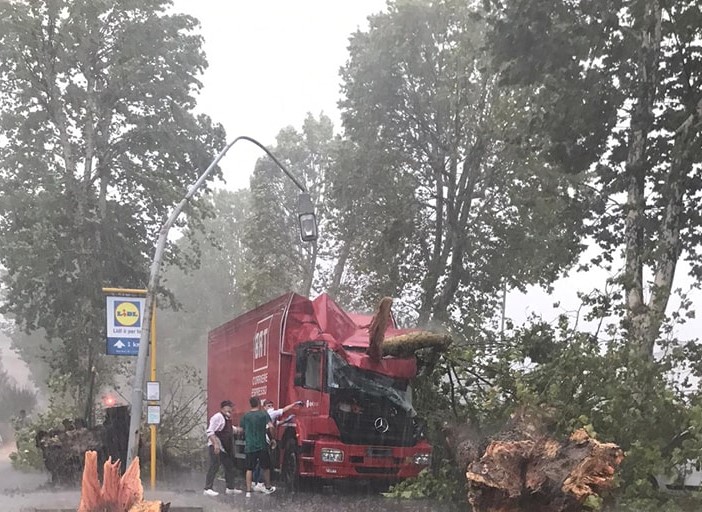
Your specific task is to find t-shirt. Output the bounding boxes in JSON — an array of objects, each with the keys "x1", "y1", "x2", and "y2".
[
  {"x1": 240, "y1": 409, "x2": 270, "y2": 453},
  {"x1": 268, "y1": 408, "x2": 284, "y2": 423}
]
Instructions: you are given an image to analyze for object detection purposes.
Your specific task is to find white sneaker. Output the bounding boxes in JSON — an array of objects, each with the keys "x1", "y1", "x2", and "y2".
[
  {"x1": 245, "y1": 491, "x2": 252, "y2": 498},
  {"x1": 225, "y1": 488, "x2": 243, "y2": 495},
  {"x1": 203, "y1": 489, "x2": 219, "y2": 497},
  {"x1": 253, "y1": 482, "x2": 265, "y2": 492},
  {"x1": 262, "y1": 485, "x2": 276, "y2": 495}
]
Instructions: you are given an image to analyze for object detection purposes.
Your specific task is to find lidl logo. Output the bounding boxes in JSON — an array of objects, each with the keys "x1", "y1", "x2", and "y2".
[{"x1": 114, "y1": 301, "x2": 141, "y2": 328}]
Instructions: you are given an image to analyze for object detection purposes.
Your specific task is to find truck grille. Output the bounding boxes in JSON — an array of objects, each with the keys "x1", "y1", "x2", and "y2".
[{"x1": 336, "y1": 414, "x2": 417, "y2": 446}]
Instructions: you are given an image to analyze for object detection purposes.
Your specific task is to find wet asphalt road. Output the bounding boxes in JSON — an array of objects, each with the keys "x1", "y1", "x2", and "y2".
[{"x1": 0, "y1": 453, "x2": 462, "y2": 512}]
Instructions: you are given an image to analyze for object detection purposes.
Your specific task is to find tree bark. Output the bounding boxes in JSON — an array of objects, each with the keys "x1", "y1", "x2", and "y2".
[
  {"x1": 623, "y1": 0, "x2": 663, "y2": 358},
  {"x1": 418, "y1": 162, "x2": 446, "y2": 324},
  {"x1": 643, "y1": 97, "x2": 702, "y2": 353},
  {"x1": 329, "y1": 238, "x2": 352, "y2": 299},
  {"x1": 443, "y1": 411, "x2": 624, "y2": 512}
]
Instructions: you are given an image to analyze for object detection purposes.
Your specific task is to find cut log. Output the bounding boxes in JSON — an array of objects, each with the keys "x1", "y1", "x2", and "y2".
[
  {"x1": 382, "y1": 331, "x2": 453, "y2": 358},
  {"x1": 444, "y1": 410, "x2": 623, "y2": 512}
]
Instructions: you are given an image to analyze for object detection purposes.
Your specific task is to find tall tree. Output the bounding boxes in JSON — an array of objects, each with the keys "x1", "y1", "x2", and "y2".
[
  {"x1": 486, "y1": 0, "x2": 702, "y2": 356},
  {"x1": 240, "y1": 114, "x2": 335, "y2": 307},
  {"x1": 0, "y1": 0, "x2": 225, "y2": 419},
  {"x1": 338, "y1": 0, "x2": 588, "y2": 327}
]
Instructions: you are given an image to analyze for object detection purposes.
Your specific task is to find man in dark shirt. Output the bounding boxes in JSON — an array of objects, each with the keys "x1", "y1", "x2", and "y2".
[{"x1": 240, "y1": 396, "x2": 275, "y2": 496}]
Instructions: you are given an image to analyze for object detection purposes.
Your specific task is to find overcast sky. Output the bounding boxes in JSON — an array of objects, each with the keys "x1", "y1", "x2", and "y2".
[{"x1": 171, "y1": 0, "x2": 387, "y2": 190}]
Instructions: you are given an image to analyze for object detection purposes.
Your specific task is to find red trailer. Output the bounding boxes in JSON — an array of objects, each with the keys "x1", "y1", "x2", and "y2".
[{"x1": 207, "y1": 292, "x2": 432, "y2": 488}]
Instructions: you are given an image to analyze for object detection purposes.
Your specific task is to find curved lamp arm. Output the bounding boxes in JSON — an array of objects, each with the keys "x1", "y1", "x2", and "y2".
[{"x1": 125, "y1": 135, "x2": 315, "y2": 466}]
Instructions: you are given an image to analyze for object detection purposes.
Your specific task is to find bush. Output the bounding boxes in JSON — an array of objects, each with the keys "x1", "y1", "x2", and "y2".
[
  {"x1": 383, "y1": 463, "x2": 466, "y2": 501},
  {"x1": 10, "y1": 401, "x2": 79, "y2": 472}
]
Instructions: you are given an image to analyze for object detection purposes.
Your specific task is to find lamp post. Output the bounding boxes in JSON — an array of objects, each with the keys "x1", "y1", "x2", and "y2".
[{"x1": 125, "y1": 136, "x2": 317, "y2": 467}]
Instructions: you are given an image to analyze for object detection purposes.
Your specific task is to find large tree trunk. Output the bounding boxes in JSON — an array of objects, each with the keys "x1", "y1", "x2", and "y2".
[
  {"x1": 444, "y1": 410, "x2": 624, "y2": 512},
  {"x1": 623, "y1": 1, "x2": 663, "y2": 358},
  {"x1": 329, "y1": 238, "x2": 352, "y2": 299},
  {"x1": 417, "y1": 163, "x2": 446, "y2": 324},
  {"x1": 643, "y1": 97, "x2": 702, "y2": 352}
]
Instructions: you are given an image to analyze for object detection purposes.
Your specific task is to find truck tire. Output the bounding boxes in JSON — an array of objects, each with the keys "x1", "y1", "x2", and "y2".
[{"x1": 282, "y1": 438, "x2": 300, "y2": 492}]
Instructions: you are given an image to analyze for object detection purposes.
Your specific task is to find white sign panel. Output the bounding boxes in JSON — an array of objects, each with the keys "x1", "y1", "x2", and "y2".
[
  {"x1": 146, "y1": 381, "x2": 160, "y2": 401},
  {"x1": 106, "y1": 296, "x2": 145, "y2": 356},
  {"x1": 147, "y1": 405, "x2": 161, "y2": 425}
]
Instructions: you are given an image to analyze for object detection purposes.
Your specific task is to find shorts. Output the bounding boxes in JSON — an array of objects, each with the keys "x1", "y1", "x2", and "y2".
[{"x1": 245, "y1": 449, "x2": 271, "y2": 471}]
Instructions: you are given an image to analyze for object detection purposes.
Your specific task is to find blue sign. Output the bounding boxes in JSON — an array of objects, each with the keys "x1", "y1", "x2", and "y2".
[{"x1": 107, "y1": 337, "x2": 140, "y2": 356}]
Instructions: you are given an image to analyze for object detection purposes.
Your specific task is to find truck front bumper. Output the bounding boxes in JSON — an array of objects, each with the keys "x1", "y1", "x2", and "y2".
[{"x1": 298, "y1": 437, "x2": 432, "y2": 480}]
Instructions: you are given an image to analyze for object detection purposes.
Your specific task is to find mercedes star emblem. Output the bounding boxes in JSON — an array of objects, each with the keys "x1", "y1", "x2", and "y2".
[{"x1": 374, "y1": 416, "x2": 389, "y2": 433}]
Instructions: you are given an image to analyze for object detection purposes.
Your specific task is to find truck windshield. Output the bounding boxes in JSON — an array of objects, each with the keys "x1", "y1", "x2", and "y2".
[{"x1": 327, "y1": 350, "x2": 416, "y2": 415}]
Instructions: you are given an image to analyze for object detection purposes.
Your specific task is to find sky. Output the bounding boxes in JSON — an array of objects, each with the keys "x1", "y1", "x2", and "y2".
[
  {"x1": 173, "y1": 0, "x2": 702, "y2": 341},
  {"x1": 171, "y1": 0, "x2": 388, "y2": 191}
]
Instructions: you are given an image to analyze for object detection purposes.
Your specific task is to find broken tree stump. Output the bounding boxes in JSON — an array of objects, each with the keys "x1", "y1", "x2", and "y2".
[
  {"x1": 77, "y1": 450, "x2": 170, "y2": 512},
  {"x1": 445, "y1": 410, "x2": 624, "y2": 512}
]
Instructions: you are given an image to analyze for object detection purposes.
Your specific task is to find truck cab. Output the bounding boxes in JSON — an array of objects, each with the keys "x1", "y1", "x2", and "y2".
[{"x1": 207, "y1": 292, "x2": 434, "y2": 488}]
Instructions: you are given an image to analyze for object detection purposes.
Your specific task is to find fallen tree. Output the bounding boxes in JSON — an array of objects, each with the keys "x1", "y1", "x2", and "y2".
[
  {"x1": 444, "y1": 410, "x2": 624, "y2": 512},
  {"x1": 35, "y1": 406, "x2": 130, "y2": 484}
]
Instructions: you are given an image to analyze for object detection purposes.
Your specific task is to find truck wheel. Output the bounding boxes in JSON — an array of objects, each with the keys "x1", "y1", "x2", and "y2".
[{"x1": 282, "y1": 438, "x2": 300, "y2": 492}]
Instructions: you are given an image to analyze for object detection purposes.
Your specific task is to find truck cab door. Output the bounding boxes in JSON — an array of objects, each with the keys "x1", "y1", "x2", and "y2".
[{"x1": 294, "y1": 343, "x2": 325, "y2": 415}]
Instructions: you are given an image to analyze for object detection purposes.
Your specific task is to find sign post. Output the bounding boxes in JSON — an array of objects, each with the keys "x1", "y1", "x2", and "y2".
[
  {"x1": 148, "y1": 299, "x2": 157, "y2": 490},
  {"x1": 102, "y1": 287, "x2": 157, "y2": 489}
]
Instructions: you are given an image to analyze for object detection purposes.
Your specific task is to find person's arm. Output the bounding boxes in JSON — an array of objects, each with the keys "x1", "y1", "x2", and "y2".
[
  {"x1": 206, "y1": 413, "x2": 224, "y2": 453},
  {"x1": 280, "y1": 400, "x2": 304, "y2": 415}
]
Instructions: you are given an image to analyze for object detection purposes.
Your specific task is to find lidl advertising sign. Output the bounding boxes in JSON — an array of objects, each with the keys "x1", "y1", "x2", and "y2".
[{"x1": 106, "y1": 296, "x2": 145, "y2": 356}]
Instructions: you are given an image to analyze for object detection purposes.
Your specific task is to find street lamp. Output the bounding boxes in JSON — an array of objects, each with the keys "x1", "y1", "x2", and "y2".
[
  {"x1": 125, "y1": 136, "x2": 317, "y2": 467},
  {"x1": 298, "y1": 192, "x2": 318, "y2": 242}
]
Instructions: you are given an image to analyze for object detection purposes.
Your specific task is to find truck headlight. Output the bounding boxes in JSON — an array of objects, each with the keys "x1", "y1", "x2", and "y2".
[
  {"x1": 321, "y1": 448, "x2": 344, "y2": 463},
  {"x1": 413, "y1": 453, "x2": 431, "y2": 465}
]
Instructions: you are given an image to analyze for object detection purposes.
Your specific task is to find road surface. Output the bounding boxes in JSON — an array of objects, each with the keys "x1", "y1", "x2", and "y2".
[{"x1": 0, "y1": 446, "x2": 460, "y2": 512}]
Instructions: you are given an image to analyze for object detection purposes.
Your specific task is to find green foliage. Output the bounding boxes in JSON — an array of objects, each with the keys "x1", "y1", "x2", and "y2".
[
  {"x1": 240, "y1": 113, "x2": 334, "y2": 307},
  {"x1": 337, "y1": 0, "x2": 589, "y2": 323},
  {"x1": 612, "y1": 495, "x2": 702, "y2": 512},
  {"x1": 0, "y1": 0, "x2": 225, "y2": 416},
  {"x1": 383, "y1": 464, "x2": 466, "y2": 501},
  {"x1": 394, "y1": 304, "x2": 702, "y2": 504},
  {"x1": 485, "y1": 0, "x2": 702, "y2": 355},
  {"x1": 10, "y1": 400, "x2": 80, "y2": 471}
]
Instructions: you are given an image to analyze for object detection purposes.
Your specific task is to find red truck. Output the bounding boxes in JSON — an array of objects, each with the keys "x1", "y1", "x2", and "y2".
[{"x1": 207, "y1": 292, "x2": 433, "y2": 489}]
